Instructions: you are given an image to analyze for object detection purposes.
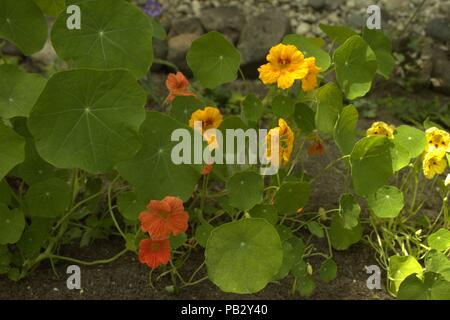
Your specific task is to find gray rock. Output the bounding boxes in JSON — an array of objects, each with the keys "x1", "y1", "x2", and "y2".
[
  {"x1": 426, "y1": 18, "x2": 450, "y2": 43},
  {"x1": 168, "y1": 17, "x2": 203, "y2": 38},
  {"x1": 346, "y1": 12, "x2": 366, "y2": 29},
  {"x1": 308, "y1": 0, "x2": 326, "y2": 10},
  {"x1": 167, "y1": 33, "x2": 200, "y2": 74},
  {"x1": 431, "y1": 47, "x2": 450, "y2": 95},
  {"x1": 200, "y1": 6, "x2": 246, "y2": 44},
  {"x1": 237, "y1": 9, "x2": 290, "y2": 77},
  {"x1": 31, "y1": 40, "x2": 58, "y2": 67}
]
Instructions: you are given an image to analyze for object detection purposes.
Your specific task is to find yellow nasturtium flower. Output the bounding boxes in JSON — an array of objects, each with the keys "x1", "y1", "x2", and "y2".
[
  {"x1": 301, "y1": 57, "x2": 321, "y2": 92},
  {"x1": 189, "y1": 106, "x2": 223, "y2": 148},
  {"x1": 258, "y1": 44, "x2": 309, "y2": 90},
  {"x1": 425, "y1": 127, "x2": 450, "y2": 153},
  {"x1": 422, "y1": 149, "x2": 447, "y2": 179},
  {"x1": 366, "y1": 121, "x2": 395, "y2": 139},
  {"x1": 267, "y1": 118, "x2": 294, "y2": 166}
]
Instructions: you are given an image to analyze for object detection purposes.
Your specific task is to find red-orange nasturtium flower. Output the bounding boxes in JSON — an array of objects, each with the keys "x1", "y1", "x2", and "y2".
[
  {"x1": 165, "y1": 71, "x2": 195, "y2": 103},
  {"x1": 307, "y1": 137, "x2": 325, "y2": 156},
  {"x1": 139, "y1": 196, "x2": 189, "y2": 240},
  {"x1": 201, "y1": 163, "x2": 213, "y2": 175},
  {"x1": 139, "y1": 238, "x2": 171, "y2": 269}
]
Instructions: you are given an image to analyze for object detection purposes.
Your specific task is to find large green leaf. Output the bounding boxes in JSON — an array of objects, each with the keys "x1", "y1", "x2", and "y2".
[
  {"x1": 117, "y1": 191, "x2": 146, "y2": 222},
  {"x1": 169, "y1": 96, "x2": 203, "y2": 124},
  {"x1": 271, "y1": 95, "x2": 295, "y2": 119},
  {"x1": 0, "y1": 123, "x2": 25, "y2": 180},
  {"x1": 388, "y1": 255, "x2": 423, "y2": 294},
  {"x1": 397, "y1": 272, "x2": 450, "y2": 300},
  {"x1": 17, "y1": 218, "x2": 53, "y2": 258},
  {"x1": 249, "y1": 204, "x2": 278, "y2": 225},
  {"x1": 0, "y1": 65, "x2": 46, "y2": 119},
  {"x1": 0, "y1": 0, "x2": 47, "y2": 55},
  {"x1": 283, "y1": 34, "x2": 331, "y2": 70},
  {"x1": 362, "y1": 27, "x2": 395, "y2": 79},
  {"x1": 33, "y1": 0, "x2": 65, "y2": 16},
  {"x1": 319, "y1": 24, "x2": 358, "y2": 45},
  {"x1": 274, "y1": 181, "x2": 310, "y2": 215},
  {"x1": 319, "y1": 258, "x2": 337, "y2": 283},
  {"x1": 425, "y1": 250, "x2": 450, "y2": 282},
  {"x1": 294, "y1": 103, "x2": 315, "y2": 134},
  {"x1": 51, "y1": 0, "x2": 153, "y2": 78},
  {"x1": 367, "y1": 186, "x2": 404, "y2": 219},
  {"x1": 350, "y1": 136, "x2": 393, "y2": 196},
  {"x1": 391, "y1": 125, "x2": 426, "y2": 172},
  {"x1": 0, "y1": 204, "x2": 25, "y2": 245},
  {"x1": 24, "y1": 178, "x2": 71, "y2": 218},
  {"x1": 329, "y1": 213, "x2": 362, "y2": 250},
  {"x1": 28, "y1": 69, "x2": 146, "y2": 173},
  {"x1": 187, "y1": 31, "x2": 241, "y2": 89},
  {"x1": 0, "y1": 180, "x2": 11, "y2": 205},
  {"x1": 117, "y1": 112, "x2": 201, "y2": 202},
  {"x1": 338, "y1": 193, "x2": 360, "y2": 229},
  {"x1": 205, "y1": 218, "x2": 283, "y2": 294},
  {"x1": 227, "y1": 171, "x2": 263, "y2": 211},
  {"x1": 428, "y1": 229, "x2": 450, "y2": 252},
  {"x1": 334, "y1": 35, "x2": 377, "y2": 100},
  {"x1": 315, "y1": 82, "x2": 343, "y2": 134},
  {"x1": 242, "y1": 93, "x2": 263, "y2": 124},
  {"x1": 334, "y1": 104, "x2": 358, "y2": 155}
]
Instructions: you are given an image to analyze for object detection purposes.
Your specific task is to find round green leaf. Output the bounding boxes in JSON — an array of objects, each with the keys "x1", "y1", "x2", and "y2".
[
  {"x1": 0, "y1": 205, "x2": 25, "y2": 245},
  {"x1": 294, "y1": 103, "x2": 315, "y2": 134},
  {"x1": 275, "y1": 181, "x2": 310, "y2": 215},
  {"x1": 334, "y1": 35, "x2": 377, "y2": 100},
  {"x1": 272, "y1": 95, "x2": 295, "y2": 119},
  {"x1": 334, "y1": 104, "x2": 358, "y2": 155},
  {"x1": 428, "y1": 229, "x2": 450, "y2": 252},
  {"x1": 242, "y1": 93, "x2": 263, "y2": 123},
  {"x1": 283, "y1": 34, "x2": 331, "y2": 70},
  {"x1": 388, "y1": 255, "x2": 423, "y2": 294},
  {"x1": 0, "y1": 122, "x2": 25, "y2": 180},
  {"x1": 33, "y1": 0, "x2": 65, "y2": 16},
  {"x1": 0, "y1": 180, "x2": 11, "y2": 205},
  {"x1": 205, "y1": 218, "x2": 283, "y2": 294},
  {"x1": 170, "y1": 233, "x2": 187, "y2": 250},
  {"x1": 0, "y1": 65, "x2": 46, "y2": 119},
  {"x1": 273, "y1": 241, "x2": 294, "y2": 281},
  {"x1": 329, "y1": 213, "x2": 362, "y2": 250},
  {"x1": 0, "y1": 0, "x2": 47, "y2": 55},
  {"x1": 319, "y1": 24, "x2": 358, "y2": 45},
  {"x1": 425, "y1": 250, "x2": 450, "y2": 282},
  {"x1": 195, "y1": 223, "x2": 213, "y2": 248},
  {"x1": 28, "y1": 69, "x2": 146, "y2": 173},
  {"x1": 187, "y1": 31, "x2": 241, "y2": 89},
  {"x1": 249, "y1": 204, "x2": 278, "y2": 225},
  {"x1": 338, "y1": 193, "x2": 361, "y2": 229},
  {"x1": 51, "y1": 0, "x2": 153, "y2": 78},
  {"x1": 296, "y1": 274, "x2": 316, "y2": 298},
  {"x1": 24, "y1": 178, "x2": 71, "y2": 218},
  {"x1": 117, "y1": 191, "x2": 146, "y2": 221},
  {"x1": 319, "y1": 258, "x2": 337, "y2": 283},
  {"x1": 17, "y1": 218, "x2": 52, "y2": 258},
  {"x1": 393, "y1": 125, "x2": 426, "y2": 161},
  {"x1": 367, "y1": 186, "x2": 404, "y2": 219},
  {"x1": 315, "y1": 82, "x2": 343, "y2": 134},
  {"x1": 350, "y1": 136, "x2": 394, "y2": 196},
  {"x1": 362, "y1": 27, "x2": 395, "y2": 79},
  {"x1": 169, "y1": 96, "x2": 203, "y2": 124},
  {"x1": 307, "y1": 221, "x2": 324, "y2": 238},
  {"x1": 117, "y1": 112, "x2": 201, "y2": 202},
  {"x1": 397, "y1": 272, "x2": 450, "y2": 300},
  {"x1": 227, "y1": 171, "x2": 263, "y2": 211}
]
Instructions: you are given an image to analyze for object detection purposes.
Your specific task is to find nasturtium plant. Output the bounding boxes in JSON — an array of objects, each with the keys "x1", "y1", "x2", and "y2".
[
  {"x1": 334, "y1": 35, "x2": 377, "y2": 100},
  {"x1": 0, "y1": 0, "x2": 47, "y2": 55},
  {"x1": 205, "y1": 219, "x2": 283, "y2": 294},
  {"x1": 0, "y1": 65, "x2": 46, "y2": 119},
  {"x1": 29, "y1": 69, "x2": 146, "y2": 173},
  {"x1": 187, "y1": 31, "x2": 241, "y2": 89},
  {"x1": 0, "y1": 2, "x2": 446, "y2": 300},
  {"x1": 51, "y1": 0, "x2": 154, "y2": 78}
]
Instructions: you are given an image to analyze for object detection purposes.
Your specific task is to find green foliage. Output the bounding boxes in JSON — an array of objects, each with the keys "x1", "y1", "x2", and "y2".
[
  {"x1": 315, "y1": 82, "x2": 343, "y2": 133},
  {"x1": 0, "y1": 123, "x2": 25, "y2": 180},
  {"x1": 283, "y1": 34, "x2": 331, "y2": 70},
  {"x1": 0, "y1": 204, "x2": 25, "y2": 245},
  {"x1": 388, "y1": 255, "x2": 423, "y2": 294},
  {"x1": 428, "y1": 229, "x2": 450, "y2": 252},
  {"x1": 205, "y1": 219, "x2": 283, "y2": 294},
  {"x1": 334, "y1": 105, "x2": 359, "y2": 155},
  {"x1": 367, "y1": 186, "x2": 404, "y2": 219},
  {"x1": 274, "y1": 182, "x2": 310, "y2": 215},
  {"x1": 227, "y1": 171, "x2": 264, "y2": 211},
  {"x1": 187, "y1": 31, "x2": 241, "y2": 89}
]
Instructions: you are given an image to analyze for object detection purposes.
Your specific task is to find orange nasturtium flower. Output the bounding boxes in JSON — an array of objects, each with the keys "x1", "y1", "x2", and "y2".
[
  {"x1": 425, "y1": 127, "x2": 450, "y2": 153},
  {"x1": 139, "y1": 238, "x2": 171, "y2": 269},
  {"x1": 422, "y1": 149, "x2": 447, "y2": 180},
  {"x1": 189, "y1": 106, "x2": 223, "y2": 147},
  {"x1": 366, "y1": 121, "x2": 395, "y2": 139},
  {"x1": 267, "y1": 118, "x2": 294, "y2": 166},
  {"x1": 258, "y1": 44, "x2": 309, "y2": 90},
  {"x1": 307, "y1": 136, "x2": 325, "y2": 156},
  {"x1": 301, "y1": 57, "x2": 321, "y2": 92},
  {"x1": 139, "y1": 196, "x2": 189, "y2": 240},
  {"x1": 165, "y1": 71, "x2": 195, "y2": 103}
]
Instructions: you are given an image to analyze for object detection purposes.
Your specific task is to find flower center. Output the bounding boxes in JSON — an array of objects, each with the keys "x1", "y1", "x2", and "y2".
[
  {"x1": 151, "y1": 242, "x2": 161, "y2": 251},
  {"x1": 277, "y1": 58, "x2": 291, "y2": 67},
  {"x1": 159, "y1": 210, "x2": 171, "y2": 219}
]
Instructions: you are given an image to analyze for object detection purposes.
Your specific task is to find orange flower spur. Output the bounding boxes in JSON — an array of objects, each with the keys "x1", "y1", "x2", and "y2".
[{"x1": 139, "y1": 196, "x2": 189, "y2": 240}]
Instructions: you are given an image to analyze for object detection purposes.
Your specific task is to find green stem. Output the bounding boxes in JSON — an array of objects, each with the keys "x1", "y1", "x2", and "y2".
[
  {"x1": 49, "y1": 248, "x2": 128, "y2": 266},
  {"x1": 108, "y1": 175, "x2": 126, "y2": 240}
]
